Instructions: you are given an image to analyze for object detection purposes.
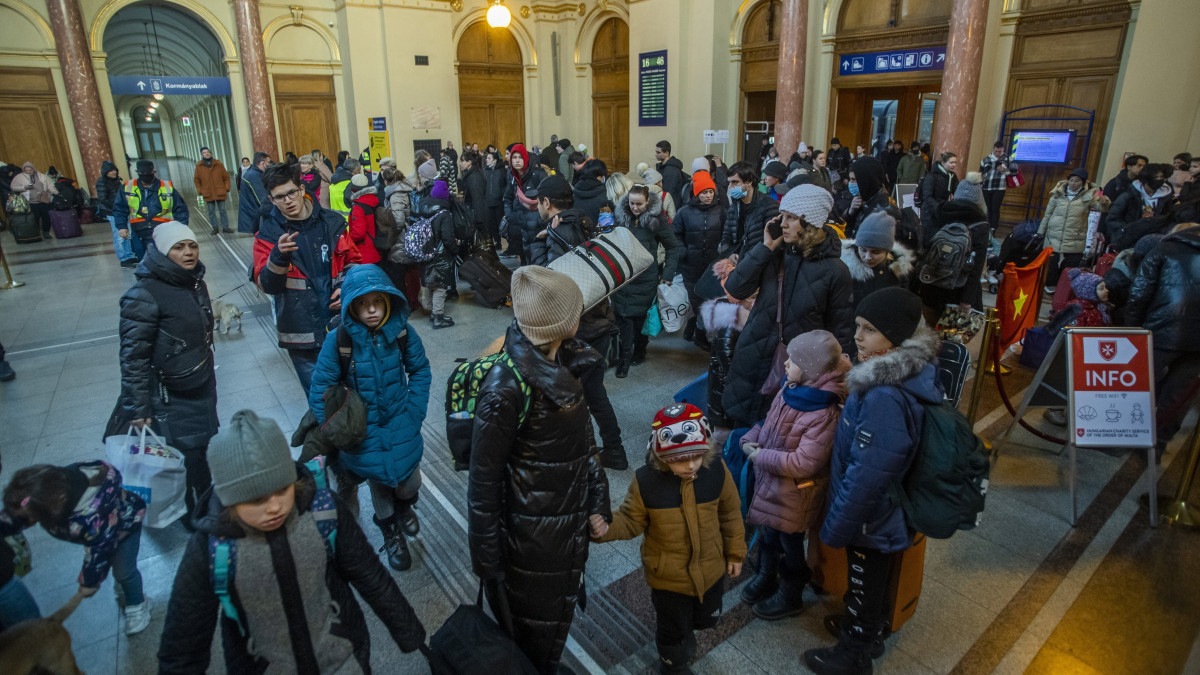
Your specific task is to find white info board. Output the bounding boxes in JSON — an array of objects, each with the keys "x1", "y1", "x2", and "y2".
[{"x1": 1068, "y1": 328, "x2": 1156, "y2": 448}]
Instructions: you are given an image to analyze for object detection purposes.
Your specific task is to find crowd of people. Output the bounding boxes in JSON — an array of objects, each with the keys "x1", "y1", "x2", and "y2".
[{"x1": 1, "y1": 127, "x2": 1199, "y2": 675}]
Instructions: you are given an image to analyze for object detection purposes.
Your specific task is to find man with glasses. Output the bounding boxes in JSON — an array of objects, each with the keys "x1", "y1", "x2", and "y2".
[{"x1": 252, "y1": 163, "x2": 350, "y2": 392}]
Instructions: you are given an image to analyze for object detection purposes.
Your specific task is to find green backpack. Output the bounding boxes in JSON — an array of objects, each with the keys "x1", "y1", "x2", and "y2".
[
  {"x1": 444, "y1": 352, "x2": 531, "y2": 471},
  {"x1": 890, "y1": 401, "x2": 990, "y2": 539}
]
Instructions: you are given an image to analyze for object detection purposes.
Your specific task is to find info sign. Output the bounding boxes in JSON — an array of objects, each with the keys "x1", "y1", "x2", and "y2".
[
  {"x1": 638, "y1": 50, "x2": 668, "y2": 127},
  {"x1": 1068, "y1": 329, "x2": 1155, "y2": 448}
]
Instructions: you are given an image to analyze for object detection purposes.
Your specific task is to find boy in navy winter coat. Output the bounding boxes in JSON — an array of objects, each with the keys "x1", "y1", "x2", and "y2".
[
  {"x1": 308, "y1": 264, "x2": 432, "y2": 572},
  {"x1": 804, "y1": 287, "x2": 942, "y2": 675}
]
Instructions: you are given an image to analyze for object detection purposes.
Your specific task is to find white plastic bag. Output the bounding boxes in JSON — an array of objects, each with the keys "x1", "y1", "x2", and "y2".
[
  {"x1": 104, "y1": 426, "x2": 187, "y2": 528},
  {"x1": 657, "y1": 275, "x2": 690, "y2": 333}
]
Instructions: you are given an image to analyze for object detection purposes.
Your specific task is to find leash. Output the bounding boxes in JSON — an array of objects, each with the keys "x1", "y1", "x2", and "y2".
[{"x1": 212, "y1": 282, "x2": 249, "y2": 301}]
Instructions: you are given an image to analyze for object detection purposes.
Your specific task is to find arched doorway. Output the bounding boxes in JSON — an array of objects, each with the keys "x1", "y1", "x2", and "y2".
[
  {"x1": 590, "y1": 17, "x2": 629, "y2": 173},
  {"x1": 457, "y1": 22, "x2": 525, "y2": 149},
  {"x1": 102, "y1": 1, "x2": 237, "y2": 184},
  {"x1": 738, "y1": 0, "x2": 782, "y2": 162}
]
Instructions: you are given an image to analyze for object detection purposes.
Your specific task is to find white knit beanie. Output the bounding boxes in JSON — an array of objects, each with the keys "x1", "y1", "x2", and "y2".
[
  {"x1": 778, "y1": 184, "x2": 834, "y2": 227},
  {"x1": 153, "y1": 221, "x2": 196, "y2": 254},
  {"x1": 511, "y1": 266, "x2": 583, "y2": 345},
  {"x1": 691, "y1": 157, "x2": 710, "y2": 174}
]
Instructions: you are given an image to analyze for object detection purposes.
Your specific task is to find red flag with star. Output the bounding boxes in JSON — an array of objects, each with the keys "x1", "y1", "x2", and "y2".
[{"x1": 996, "y1": 247, "x2": 1053, "y2": 350}]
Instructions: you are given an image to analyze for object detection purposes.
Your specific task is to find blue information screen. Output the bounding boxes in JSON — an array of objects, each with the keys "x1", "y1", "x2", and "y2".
[
  {"x1": 638, "y1": 50, "x2": 668, "y2": 127},
  {"x1": 1010, "y1": 130, "x2": 1075, "y2": 164},
  {"x1": 838, "y1": 47, "x2": 946, "y2": 76}
]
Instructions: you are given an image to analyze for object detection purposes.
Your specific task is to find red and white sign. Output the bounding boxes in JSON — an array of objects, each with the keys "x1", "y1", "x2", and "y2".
[{"x1": 1069, "y1": 331, "x2": 1155, "y2": 448}]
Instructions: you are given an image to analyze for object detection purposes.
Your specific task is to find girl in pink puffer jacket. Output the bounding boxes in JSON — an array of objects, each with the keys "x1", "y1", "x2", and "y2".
[{"x1": 738, "y1": 330, "x2": 849, "y2": 621}]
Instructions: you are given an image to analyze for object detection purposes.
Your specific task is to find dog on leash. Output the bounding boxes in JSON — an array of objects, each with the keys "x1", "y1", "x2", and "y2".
[
  {"x1": 0, "y1": 590, "x2": 86, "y2": 674},
  {"x1": 212, "y1": 299, "x2": 243, "y2": 334}
]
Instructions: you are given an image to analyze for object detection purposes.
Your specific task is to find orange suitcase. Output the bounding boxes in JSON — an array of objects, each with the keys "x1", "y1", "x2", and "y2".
[{"x1": 808, "y1": 531, "x2": 926, "y2": 632}]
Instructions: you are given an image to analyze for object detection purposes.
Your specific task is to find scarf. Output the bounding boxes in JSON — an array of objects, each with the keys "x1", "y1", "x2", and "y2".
[{"x1": 780, "y1": 381, "x2": 840, "y2": 412}]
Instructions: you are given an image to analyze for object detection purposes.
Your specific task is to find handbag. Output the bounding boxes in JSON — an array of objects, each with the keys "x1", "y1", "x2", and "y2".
[
  {"x1": 5, "y1": 193, "x2": 29, "y2": 214},
  {"x1": 759, "y1": 272, "x2": 787, "y2": 395},
  {"x1": 547, "y1": 227, "x2": 654, "y2": 311},
  {"x1": 427, "y1": 582, "x2": 539, "y2": 675},
  {"x1": 1006, "y1": 168, "x2": 1025, "y2": 189},
  {"x1": 642, "y1": 300, "x2": 662, "y2": 337},
  {"x1": 934, "y1": 304, "x2": 986, "y2": 344},
  {"x1": 103, "y1": 426, "x2": 187, "y2": 528}
]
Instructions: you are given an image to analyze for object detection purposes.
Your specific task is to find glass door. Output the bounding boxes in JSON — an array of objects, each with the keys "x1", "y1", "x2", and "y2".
[
  {"x1": 917, "y1": 93, "x2": 940, "y2": 148},
  {"x1": 870, "y1": 99, "x2": 898, "y2": 156}
]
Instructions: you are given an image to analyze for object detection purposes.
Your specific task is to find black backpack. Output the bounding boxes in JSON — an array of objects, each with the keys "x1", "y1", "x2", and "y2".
[
  {"x1": 448, "y1": 199, "x2": 476, "y2": 247},
  {"x1": 918, "y1": 222, "x2": 980, "y2": 289}
]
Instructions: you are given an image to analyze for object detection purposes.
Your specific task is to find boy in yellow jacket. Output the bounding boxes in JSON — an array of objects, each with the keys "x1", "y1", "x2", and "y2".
[{"x1": 591, "y1": 403, "x2": 746, "y2": 674}]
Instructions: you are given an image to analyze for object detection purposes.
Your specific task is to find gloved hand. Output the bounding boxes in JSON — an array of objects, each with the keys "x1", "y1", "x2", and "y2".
[{"x1": 743, "y1": 441, "x2": 761, "y2": 462}]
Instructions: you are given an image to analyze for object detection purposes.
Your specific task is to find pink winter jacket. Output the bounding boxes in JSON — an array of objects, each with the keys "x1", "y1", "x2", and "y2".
[{"x1": 744, "y1": 366, "x2": 847, "y2": 534}]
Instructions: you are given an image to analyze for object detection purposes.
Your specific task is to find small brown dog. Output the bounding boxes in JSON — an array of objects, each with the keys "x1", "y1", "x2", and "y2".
[
  {"x1": 212, "y1": 299, "x2": 243, "y2": 334},
  {"x1": 0, "y1": 590, "x2": 86, "y2": 674}
]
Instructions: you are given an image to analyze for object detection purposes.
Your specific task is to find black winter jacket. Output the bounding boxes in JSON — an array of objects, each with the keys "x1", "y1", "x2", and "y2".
[
  {"x1": 1126, "y1": 227, "x2": 1200, "y2": 351},
  {"x1": 674, "y1": 195, "x2": 726, "y2": 285},
  {"x1": 461, "y1": 166, "x2": 488, "y2": 228},
  {"x1": 468, "y1": 323, "x2": 611, "y2": 672},
  {"x1": 112, "y1": 246, "x2": 217, "y2": 450},
  {"x1": 700, "y1": 299, "x2": 749, "y2": 429},
  {"x1": 916, "y1": 200, "x2": 990, "y2": 311},
  {"x1": 95, "y1": 160, "x2": 122, "y2": 217},
  {"x1": 1106, "y1": 184, "x2": 1174, "y2": 249},
  {"x1": 611, "y1": 192, "x2": 682, "y2": 317},
  {"x1": 484, "y1": 165, "x2": 507, "y2": 207},
  {"x1": 157, "y1": 465, "x2": 426, "y2": 674},
  {"x1": 422, "y1": 200, "x2": 459, "y2": 288},
  {"x1": 721, "y1": 228, "x2": 855, "y2": 426},
  {"x1": 530, "y1": 208, "x2": 589, "y2": 266},
  {"x1": 657, "y1": 156, "x2": 687, "y2": 208},
  {"x1": 826, "y1": 147, "x2": 852, "y2": 176},
  {"x1": 721, "y1": 191, "x2": 780, "y2": 257},
  {"x1": 572, "y1": 177, "x2": 609, "y2": 226},
  {"x1": 918, "y1": 163, "x2": 959, "y2": 244},
  {"x1": 503, "y1": 166, "x2": 549, "y2": 261}
]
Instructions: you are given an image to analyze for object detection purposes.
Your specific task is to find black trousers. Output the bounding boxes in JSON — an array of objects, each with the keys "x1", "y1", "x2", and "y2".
[
  {"x1": 759, "y1": 527, "x2": 811, "y2": 583},
  {"x1": 579, "y1": 332, "x2": 622, "y2": 449},
  {"x1": 176, "y1": 442, "x2": 213, "y2": 520},
  {"x1": 651, "y1": 577, "x2": 725, "y2": 671},
  {"x1": 616, "y1": 314, "x2": 649, "y2": 362},
  {"x1": 1154, "y1": 349, "x2": 1200, "y2": 442},
  {"x1": 30, "y1": 203, "x2": 50, "y2": 235},
  {"x1": 983, "y1": 189, "x2": 1005, "y2": 231},
  {"x1": 843, "y1": 546, "x2": 897, "y2": 637}
]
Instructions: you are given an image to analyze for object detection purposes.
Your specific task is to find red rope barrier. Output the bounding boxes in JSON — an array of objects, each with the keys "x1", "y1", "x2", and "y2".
[{"x1": 989, "y1": 336, "x2": 1067, "y2": 445}]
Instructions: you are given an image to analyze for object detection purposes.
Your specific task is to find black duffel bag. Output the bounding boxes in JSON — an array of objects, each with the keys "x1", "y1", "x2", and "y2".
[{"x1": 424, "y1": 582, "x2": 539, "y2": 675}]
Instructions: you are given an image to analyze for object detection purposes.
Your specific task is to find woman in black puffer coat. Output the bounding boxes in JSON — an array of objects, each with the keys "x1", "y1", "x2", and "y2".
[
  {"x1": 842, "y1": 156, "x2": 892, "y2": 238},
  {"x1": 721, "y1": 185, "x2": 855, "y2": 427},
  {"x1": 673, "y1": 170, "x2": 726, "y2": 343},
  {"x1": 611, "y1": 186, "x2": 682, "y2": 377},
  {"x1": 483, "y1": 151, "x2": 508, "y2": 252},
  {"x1": 468, "y1": 268, "x2": 611, "y2": 674},
  {"x1": 107, "y1": 223, "x2": 217, "y2": 522},
  {"x1": 502, "y1": 144, "x2": 548, "y2": 265},
  {"x1": 572, "y1": 159, "x2": 610, "y2": 225}
]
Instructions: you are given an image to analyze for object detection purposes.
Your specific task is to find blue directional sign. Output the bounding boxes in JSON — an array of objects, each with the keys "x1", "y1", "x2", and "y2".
[
  {"x1": 838, "y1": 47, "x2": 946, "y2": 76},
  {"x1": 108, "y1": 76, "x2": 232, "y2": 96}
]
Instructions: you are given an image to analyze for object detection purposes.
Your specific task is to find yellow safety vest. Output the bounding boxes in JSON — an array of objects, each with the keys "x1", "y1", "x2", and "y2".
[
  {"x1": 124, "y1": 179, "x2": 174, "y2": 225},
  {"x1": 329, "y1": 180, "x2": 351, "y2": 219}
]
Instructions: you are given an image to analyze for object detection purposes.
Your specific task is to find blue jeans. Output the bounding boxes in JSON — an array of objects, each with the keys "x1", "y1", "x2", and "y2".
[
  {"x1": 108, "y1": 216, "x2": 135, "y2": 261},
  {"x1": 288, "y1": 349, "x2": 319, "y2": 396},
  {"x1": 0, "y1": 576, "x2": 40, "y2": 630},
  {"x1": 130, "y1": 231, "x2": 149, "y2": 260},
  {"x1": 110, "y1": 524, "x2": 145, "y2": 606},
  {"x1": 206, "y1": 199, "x2": 229, "y2": 231}
]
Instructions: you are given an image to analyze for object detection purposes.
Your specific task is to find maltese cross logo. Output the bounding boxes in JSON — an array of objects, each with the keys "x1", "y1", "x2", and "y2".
[{"x1": 1099, "y1": 340, "x2": 1117, "y2": 361}]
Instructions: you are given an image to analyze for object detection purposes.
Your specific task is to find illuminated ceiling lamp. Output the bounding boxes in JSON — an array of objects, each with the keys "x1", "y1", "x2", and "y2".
[
  {"x1": 149, "y1": 101, "x2": 159, "y2": 108},
  {"x1": 145, "y1": 116, "x2": 152, "y2": 121},
  {"x1": 486, "y1": 0, "x2": 511, "y2": 28},
  {"x1": 152, "y1": 93, "x2": 164, "y2": 101}
]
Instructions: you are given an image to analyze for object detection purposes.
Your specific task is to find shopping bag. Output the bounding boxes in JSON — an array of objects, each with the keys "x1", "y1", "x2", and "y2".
[
  {"x1": 642, "y1": 300, "x2": 662, "y2": 337},
  {"x1": 1006, "y1": 168, "x2": 1025, "y2": 189},
  {"x1": 656, "y1": 276, "x2": 690, "y2": 333},
  {"x1": 104, "y1": 426, "x2": 187, "y2": 528},
  {"x1": 427, "y1": 583, "x2": 539, "y2": 675}
]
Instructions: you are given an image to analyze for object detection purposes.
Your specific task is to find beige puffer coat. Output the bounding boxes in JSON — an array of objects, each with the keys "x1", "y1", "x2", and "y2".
[{"x1": 1038, "y1": 180, "x2": 1101, "y2": 254}]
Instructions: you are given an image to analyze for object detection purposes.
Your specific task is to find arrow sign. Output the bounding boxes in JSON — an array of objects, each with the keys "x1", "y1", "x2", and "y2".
[
  {"x1": 937, "y1": 53, "x2": 946, "y2": 63},
  {"x1": 1081, "y1": 336, "x2": 1138, "y2": 365},
  {"x1": 843, "y1": 60, "x2": 849, "y2": 69},
  {"x1": 137, "y1": 81, "x2": 146, "y2": 91}
]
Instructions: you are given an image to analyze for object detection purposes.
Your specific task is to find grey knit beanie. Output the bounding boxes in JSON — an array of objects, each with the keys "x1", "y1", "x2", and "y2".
[
  {"x1": 855, "y1": 211, "x2": 896, "y2": 251},
  {"x1": 778, "y1": 184, "x2": 834, "y2": 227},
  {"x1": 207, "y1": 410, "x2": 297, "y2": 506},
  {"x1": 954, "y1": 172, "x2": 985, "y2": 213},
  {"x1": 511, "y1": 266, "x2": 583, "y2": 345},
  {"x1": 786, "y1": 330, "x2": 842, "y2": 386}
]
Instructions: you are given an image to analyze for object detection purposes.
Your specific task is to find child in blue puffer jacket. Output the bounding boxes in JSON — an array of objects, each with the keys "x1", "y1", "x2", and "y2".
[
  {"x1": 804, "y1": 287, "x2": 942, "y2": 675},
  {"x1": 308, "y1": 264, "x2": 432, "y2": 572}
]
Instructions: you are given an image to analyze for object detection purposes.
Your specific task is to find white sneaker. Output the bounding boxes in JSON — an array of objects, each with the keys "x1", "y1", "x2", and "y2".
[
  {"x1": 987, "y1": 272, "x2": 999, "y2": 284},
  {"x1": 1044, "y1": 285, "x2": 1056, "y2": 295},
  {"x1": 124, "y1": 597, "x2": 151, "y2": 635}
]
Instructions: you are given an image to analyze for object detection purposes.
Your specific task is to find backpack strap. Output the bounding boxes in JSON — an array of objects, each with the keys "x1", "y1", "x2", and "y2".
[
  {"x1": 499, "y1": 352, "x2": 532, "y2": 428},
  {"x1": 336, "y1": 324, "x2": 354, "y2": 382},
  {"x1": 210, "y1": 537, "x2": 247, "y2": 636}
]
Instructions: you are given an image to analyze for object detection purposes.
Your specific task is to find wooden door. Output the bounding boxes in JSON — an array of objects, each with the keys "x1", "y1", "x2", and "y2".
[
  {"x1": 591, "y1": 17, "x2": 629, "y2": 172},
  {"x1": 0, "y1": 68, "x2": 72, "y2": 178},
  {"x1": 458, "y1": 22, "x2": 525, "y2": 149},
  {"x1": 273, "y1": 75, "x2": 341, "y2": 159}
]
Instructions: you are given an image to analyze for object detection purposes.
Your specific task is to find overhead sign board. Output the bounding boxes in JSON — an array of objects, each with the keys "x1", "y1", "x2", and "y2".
[
  {"x1": 1069, "y1": 330, "x2": 1155, "y2": 448},
  {"x1": 109, "y1": 76, "x2": 232, "y2": 96},
  {"x1": 838, "y1": 47, "x2": 946, "y2": 76},
  {"x1": 703, "y1": 129, "x2": 729, "y2": 144},
  {"x1": 638, "y1": 50, "x2": 668, "y2": 127}
]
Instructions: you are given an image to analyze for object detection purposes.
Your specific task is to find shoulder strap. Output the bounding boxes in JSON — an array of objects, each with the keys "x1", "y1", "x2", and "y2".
[
  {"x1": 499, "y1": 352, "x2": 532, "y2": 428},
  {"x1": 336, "y1": 324, "x2": 353, "y2": 381},
  {"x1": 211, "y1": 537, "x2": 247, "y2": 636}
]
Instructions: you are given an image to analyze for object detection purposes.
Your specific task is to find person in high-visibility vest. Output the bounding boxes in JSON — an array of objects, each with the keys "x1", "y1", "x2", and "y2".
[
  {"x1": 111, "y1": 160, "x2": 189, "y2": 260},
  {"x1": 328, "y1": 157, "x2": 362, "y2": 220}
]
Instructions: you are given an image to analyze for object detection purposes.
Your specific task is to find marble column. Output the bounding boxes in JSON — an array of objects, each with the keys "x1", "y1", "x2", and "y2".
[
  {"x1": 232, "y1": 0, "x2": 279, "y2": 159},
  {"x1": 772, "y1": 0, "x2": 808, "y2": 159},
  {"x1": 45, "y1": 0, "x2": 112, "y2": 195},
  {"x1": 932, "y1": 0, "x2": 989, "y2": 177}
]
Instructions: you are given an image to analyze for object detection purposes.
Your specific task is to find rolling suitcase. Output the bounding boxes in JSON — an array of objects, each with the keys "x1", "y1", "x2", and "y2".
[
  {"x1": 9, "y1": 212, "x2": 41, "y2": 244},
  {"x1": 459, "y1": 248, "x2": 512, "y2": 309},
  {"x1": 808, "y1": 531, "x2": 927, "y2": 632},
  {"x1": 50, "y1": 209, "x2": 82, "y2": 239}
]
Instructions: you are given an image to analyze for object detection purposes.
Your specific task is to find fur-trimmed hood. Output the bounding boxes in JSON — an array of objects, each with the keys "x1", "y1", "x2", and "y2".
[
  {"x1": 840, "y1": 238, "x2": 915, "y2": 283},
  {"x1": 700, "y1": 298, "x2": 751, "y2": 332},
  {"x1": 846, "y1": 328, "x2": 942, "y2": 401},
  {"x1": 615, "y1": 190, "x2": 663, "y2": 228}
]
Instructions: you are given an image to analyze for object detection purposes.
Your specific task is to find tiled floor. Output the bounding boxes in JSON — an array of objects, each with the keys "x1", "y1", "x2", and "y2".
[{"x1": 1, "y1": 210, "x2": 1197, "y2": 674}]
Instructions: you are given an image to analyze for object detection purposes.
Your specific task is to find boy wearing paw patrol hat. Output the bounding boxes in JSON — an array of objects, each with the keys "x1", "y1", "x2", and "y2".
[{"x1": 592, "y1": 403, "x2": 746, "y2": 673}]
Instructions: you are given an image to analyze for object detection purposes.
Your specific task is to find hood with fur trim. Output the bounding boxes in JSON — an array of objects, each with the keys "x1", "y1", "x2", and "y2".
[
  {"x1": 840, "y1": 238, "x2": 914, "y2": 283},
  {"x1": 847, "y1": 328, "x2": 941, "y2": 401},
  {"x1": 700, "y1": 298, "x2": 751, "y2": 332},
  {"x1": 615, "y1": 189, "x2": 663, "y2": 228}
]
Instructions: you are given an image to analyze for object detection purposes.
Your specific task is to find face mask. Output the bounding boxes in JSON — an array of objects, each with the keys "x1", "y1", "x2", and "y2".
[
  {"x1": 137, "y1": 172, "x2": 155, "y2": 182},
  {"x1": 728, "y1": 185, "x2": 745, "y2": 200},
  {"x1": 1144, "y1": 178, "x2": 1165, "y2": 192},
  {"x1": 848, "y1": 183, "x2": 860, "y2": 197}
]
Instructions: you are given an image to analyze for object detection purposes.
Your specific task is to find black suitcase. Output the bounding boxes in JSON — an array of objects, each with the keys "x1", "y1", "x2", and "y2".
[
  {"x1": 9, "y1": 212, "x2": 40, "y2": 244},
  {"x1": 459, "y1": 249, "x2": 512, "y2": 308}
]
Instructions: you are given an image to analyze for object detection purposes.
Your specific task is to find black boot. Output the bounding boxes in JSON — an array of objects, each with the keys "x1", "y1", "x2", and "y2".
[
  {"x1": 396, "y1": 501, "x2": 420, "y2": 537},
  {"x1": 803, "y1": 626, "x2": 880, "y2": 675},
  {"x1": 683, "y1": 317, "x2": 696, "y2": 342},
  {"x1": 374, "y1": 515, "x2": 411, "y2": 571},
  {"x1": 431, "y1": 313, "x2": 455, "y2": 329},
  {"x1": 657, "y1": 634, "x2": 697, "y2": 674},
  {"x1": 823, "y1": 615, "x2": 887, "y2": 658},
  {"x1": 740, "y1": 553, "x2": 780, "y2": 605},
  {"x1": 615, "y1": 359, "x2": 630, "y2": 378},
  {"x1": 600, "y1": 445, "x2": 628, "y2": 470},
  {"x1": 631, "y1": 346, "x2": 647, "y2": 366},
  {"x1": 752, "y1": 566, "x2": 806, "y2": 621},
  {"x1": 693, "y1": 333, "x2": 712, "y2": 352}
]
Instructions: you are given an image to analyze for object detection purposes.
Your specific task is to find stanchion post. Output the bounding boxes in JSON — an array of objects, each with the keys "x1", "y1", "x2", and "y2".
[
  {"x1": 0, "y1": 238, "x2": 24, "y2": 290},
  {"x1": 1160, "y1": 414, "x2": 1200, "y2": 528},
  {"x1": 967, "y1": 307, "x2": 1000, "y2": 425}
]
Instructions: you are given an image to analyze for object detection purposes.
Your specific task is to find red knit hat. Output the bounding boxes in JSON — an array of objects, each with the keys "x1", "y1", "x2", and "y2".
[
  {"x1": 650, "y1": 403, "x2": 712, "y2": 462},
  {"x1": 692, "y1": 170, "x2": 717, "y2": 197}
]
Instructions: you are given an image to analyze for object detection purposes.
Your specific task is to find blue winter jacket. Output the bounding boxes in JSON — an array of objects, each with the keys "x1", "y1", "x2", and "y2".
[
  {"x1": 821, "y1": 331, "x2": 942, "y2": 553},
  {"x1": 238, "y1": 165, "x2": 268, "y2": 233},
  {"x1": 308, "y1": 265, "x2": 432, "y2": 486}
]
